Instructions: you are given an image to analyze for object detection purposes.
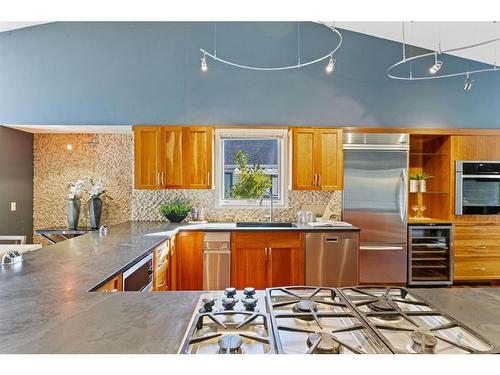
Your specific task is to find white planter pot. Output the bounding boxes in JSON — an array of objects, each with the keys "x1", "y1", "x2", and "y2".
[
  {"x1": 419, "y1": 180, "x2": 427, "y2": 192},
  {"x1": 410, "y1": 180, "x2": 418, "y2": 193}
]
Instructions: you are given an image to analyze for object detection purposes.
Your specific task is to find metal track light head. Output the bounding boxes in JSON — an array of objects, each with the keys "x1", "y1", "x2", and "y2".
[
  {"x1": 429, "y1": 53, "x2": 443, "y2": 74},
  {"x1": 201, "y1": 53, "x2": 208, "y2": 72},
  {"x1": 464, "y1": 73, "x2": 473, "y2": 91},
  {"x1": 325, "y1": 55, "x2": 336, "y2": 74}
]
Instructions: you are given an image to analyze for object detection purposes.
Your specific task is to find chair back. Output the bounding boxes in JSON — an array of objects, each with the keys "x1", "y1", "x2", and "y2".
[{"x1": 0, "y1": 236, "x2": 27, "y2": 245}]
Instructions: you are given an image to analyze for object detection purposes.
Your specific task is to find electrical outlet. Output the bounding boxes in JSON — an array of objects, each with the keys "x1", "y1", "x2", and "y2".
[{"x1": 10, "y1": 202, "x2": 16, "y2": 211}]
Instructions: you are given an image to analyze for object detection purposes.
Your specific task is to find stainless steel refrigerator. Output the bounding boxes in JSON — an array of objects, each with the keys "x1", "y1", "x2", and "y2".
[{"x1": 343, "y1": 133, "x2": 409, "y2": 284}]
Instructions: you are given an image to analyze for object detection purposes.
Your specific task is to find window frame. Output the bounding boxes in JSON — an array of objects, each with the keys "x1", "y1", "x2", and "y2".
[{"x1": 214, "y1": 128, "x2": 289, "y2": 209}]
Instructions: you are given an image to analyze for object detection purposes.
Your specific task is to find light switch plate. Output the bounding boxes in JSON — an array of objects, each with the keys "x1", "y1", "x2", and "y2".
[{"x1": 10, "y1": 202, "x2": 16, "y2": 211}]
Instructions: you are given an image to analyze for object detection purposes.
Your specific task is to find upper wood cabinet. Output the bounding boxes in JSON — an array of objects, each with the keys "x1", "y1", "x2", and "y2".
[
  {"x1": 133, "y1": 126, "x2": 163, "y2": 189},
  {"x1": 163, "y1": 127, "x2": 185, "y2": 189},
  {"x1": 133, "y1": 126, "x2": 213, "y2": 190},
  {"x1": 185, "y1": 127, "x2": 213, "y2": 189},
  {"x1": 291, "y1": 128, "x2": 343, "y2": 190}
]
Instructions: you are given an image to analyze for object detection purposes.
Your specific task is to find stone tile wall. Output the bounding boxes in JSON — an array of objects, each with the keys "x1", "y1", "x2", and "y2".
[{"x1": 34, "y1": 133, "x2": 342, "y2": 243}]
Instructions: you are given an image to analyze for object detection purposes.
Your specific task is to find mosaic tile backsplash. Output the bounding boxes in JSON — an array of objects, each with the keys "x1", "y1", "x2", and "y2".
[
  {"x1": 34, "y1": 133, "x2": 343, "y2": 243},
  {"x1": 132, "y1": 189, "x2": 342, "y2": 222}
]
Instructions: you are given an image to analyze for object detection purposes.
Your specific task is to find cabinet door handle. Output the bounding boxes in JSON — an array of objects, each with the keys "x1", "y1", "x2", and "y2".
[
  {"x1": 473, "y1": 267, "x2": 486, "y2": 271},
  {"x1": 265, "y1": 247, "x2": 268, "y2": 261},
  {"x1": 313, "y1": 173, "x2": 318, "y2": 187},
  {"x1": 473, "y1": 245, "x2": 487, "y2": 250},
  {"x1": 318, "y1": 173, "x2": 321, "y2": 187},
  {"x1": 158, "y1": 280, "x2": 166, "y2": 287},
  {"x1": 161, "y1": 172, "x2": 165, "y2": 185},
  {"x1": 157, "y1": 172, "x2": 161, "y2": 186}
]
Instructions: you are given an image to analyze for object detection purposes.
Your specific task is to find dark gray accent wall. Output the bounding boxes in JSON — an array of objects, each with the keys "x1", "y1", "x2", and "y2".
[
  {"x1": 0, "y1": 126, "x2": 33, "y2": 242},
  {"x1": 0, "y1": 22, "x2": 499, "y2": 128}
]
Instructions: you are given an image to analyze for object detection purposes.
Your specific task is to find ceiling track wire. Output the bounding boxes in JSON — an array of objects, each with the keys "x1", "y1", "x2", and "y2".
[
  {"x1": 387, "y1": 27, "x2": 500, "y2": 81},
  {"x1": 200, "y1": 22, "x2": 342, "y2": 71}
]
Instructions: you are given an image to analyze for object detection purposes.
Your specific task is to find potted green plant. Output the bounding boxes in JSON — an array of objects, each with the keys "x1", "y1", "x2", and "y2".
[
  {"x1": 159, "y1": 199, "x2": 192, "y2": 223},
  {"x1": 415, "y1": 172, "x2": 433, "y2": 192}
]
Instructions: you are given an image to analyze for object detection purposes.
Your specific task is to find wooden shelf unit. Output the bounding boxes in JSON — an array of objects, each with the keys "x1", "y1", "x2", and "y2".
[{"x1": 408, "y1": 134, "x2": 452, "y2": 221}]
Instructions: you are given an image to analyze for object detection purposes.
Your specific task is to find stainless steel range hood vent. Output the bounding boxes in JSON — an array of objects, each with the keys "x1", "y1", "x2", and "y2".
[{"x1": 343, "y1": 133, "x2": 409, "y2": 151}]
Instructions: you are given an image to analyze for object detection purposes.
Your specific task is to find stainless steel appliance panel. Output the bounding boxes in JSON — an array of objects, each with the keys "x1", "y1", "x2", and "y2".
[
  {"x1": 343, "y1": 149, "x2": 408, "y2": 244},
  {"x1": 455, "y1": 161, "x2": 500, "y2": 215},
  {"x1": 123, "y1": 253, "x2": 153, "y2": 291},
  {"x1": 305, "y1": 231, "x2": 359, "y2": 287},
  {"x1": 203, "y1": 232, "x2": 231, "y2": 290}
]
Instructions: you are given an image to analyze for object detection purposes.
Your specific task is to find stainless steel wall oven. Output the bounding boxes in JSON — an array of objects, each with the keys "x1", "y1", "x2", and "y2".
[{"x1": 455, "y1": 161, "x2": 500, "y2": 215}]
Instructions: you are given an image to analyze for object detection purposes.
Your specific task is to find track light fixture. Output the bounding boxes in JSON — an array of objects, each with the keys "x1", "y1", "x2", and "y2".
[
  {"x1": 325, "y1": 55, "x2": 336, "y2": 74},
  {"x1": 429, "y1": 53, "x2": 443, "y2": 74},
  {"x1": 201, "y1": 53, "x2": 208, "y2": 72},
  {"x1": 387, "y1": 22, "x2": 500, "y2": 90},
  {"x1": 463, "y1": 72, "x2": 473, "y2": 91},
  {"x1": 199, "y1": 22, "x2": 342, "y2": 71}
]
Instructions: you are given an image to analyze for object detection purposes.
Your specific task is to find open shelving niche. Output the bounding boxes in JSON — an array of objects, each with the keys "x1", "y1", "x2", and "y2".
[{"x1": 408, "y1": 134, "x2": 452, "y2": 222}]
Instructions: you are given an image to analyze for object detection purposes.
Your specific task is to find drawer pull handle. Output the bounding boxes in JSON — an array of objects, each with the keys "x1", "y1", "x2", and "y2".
[
  {"x1": 473, "y1": 267, "x2": 486, "y2": 271},
  {"x1": 473, "y1": 245, "x2": 487, "y2": 250},
  {"x1": 473, "y1": 228, "x2": 486, "y2": 232},
  {"x1": 158, "y1": 280, "x2": 166, "y2": 287}
]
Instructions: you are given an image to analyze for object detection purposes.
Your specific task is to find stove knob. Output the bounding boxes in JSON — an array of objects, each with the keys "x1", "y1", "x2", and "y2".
[
  {"x1": 222, "y1": 297, "x2": 238, "y2": 310},
  {"x1": 201, "y1": 298, "x2": 216, "y2": 312},
  {"x1": 224, "y1": 287, "x2": 237, "y2": 298},
  {"x1": 243, "y1": 287, "x2": 256, "y2": 298},
  {"x1": 242, "y1": 298, "x2": 258, "y2": 311}
]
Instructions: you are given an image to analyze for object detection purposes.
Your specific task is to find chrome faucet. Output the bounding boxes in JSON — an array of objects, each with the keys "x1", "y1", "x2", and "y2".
[{"x1": 259, "y1": 191, "x2": 274, "y2": 222}]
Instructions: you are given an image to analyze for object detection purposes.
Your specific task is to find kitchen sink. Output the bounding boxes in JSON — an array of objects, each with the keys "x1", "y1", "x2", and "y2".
[{"x1": 236, "y1": 222, "x2": 296, "y2": 228}]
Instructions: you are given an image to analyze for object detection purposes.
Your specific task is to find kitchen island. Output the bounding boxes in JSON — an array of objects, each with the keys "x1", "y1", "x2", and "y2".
[{"x1": 1, "y1": 221, "x2": 500, "y2": 353}]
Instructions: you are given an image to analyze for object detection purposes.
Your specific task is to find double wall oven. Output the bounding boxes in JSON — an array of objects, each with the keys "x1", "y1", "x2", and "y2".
[{"x1": 455, "y1": 161, "x2": 500, "y2": 215}]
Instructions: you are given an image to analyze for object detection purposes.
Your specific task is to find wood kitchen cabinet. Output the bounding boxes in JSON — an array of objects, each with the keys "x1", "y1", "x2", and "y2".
[
  {"x1": 291, "y1": 128, "x2": 343, "y2": 190},
  {"x1": 185, "y1": 127, "x2": 213, "y2": 189},
  {"x1": 133, "y1": 126, "x2": 163, "y2": 189},
  {"x1": 169, "y1": 235, "x2": 177, "y2": 291},
  {"x1": 454, "y1": 223, "x2": 500, "y2": 281},
  {"x1": 163, "y1": 127, "x2": 185, "y2": 189},
  {"x1": 133, "y1": 126, "x2": 213, "y2": 190},
  {"x1": 175, "y1": 231, "x2": 204, "y2": 290},
  {"x1": 153, "y1": 240, "x2": 170, "y2": 291},
  {"x1": 95, "y1": 273, "x2": 123, "y2": 292},
  {"x1": 231, "y1": 232, "x2": 304, "y2": 289}
]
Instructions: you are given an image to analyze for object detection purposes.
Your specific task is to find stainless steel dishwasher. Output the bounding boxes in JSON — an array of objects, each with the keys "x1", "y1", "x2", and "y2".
[
  {"x1": 305, "y1": 231, "x2": 359, "y2": 287},
  {"x1": 203, "y1": 232, "x2": 231, "y2": 290}
]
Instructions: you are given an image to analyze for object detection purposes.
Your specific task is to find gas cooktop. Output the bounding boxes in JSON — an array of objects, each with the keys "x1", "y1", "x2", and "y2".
[{"x1": 179, "y1": 286, "x2": 498, "y2": 354}]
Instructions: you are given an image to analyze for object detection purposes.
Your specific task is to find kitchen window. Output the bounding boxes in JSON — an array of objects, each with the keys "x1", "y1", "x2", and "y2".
[{"x1": 214, "y1": 129, "x2": 288, "y2": 208}]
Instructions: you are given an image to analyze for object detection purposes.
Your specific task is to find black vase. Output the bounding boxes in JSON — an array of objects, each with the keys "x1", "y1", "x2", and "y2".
[
  {"x1": 88, "y1": 198, "x2": 102, "y2": 229},
  {"x1": 67, "y1": 198, "x2": 81, "y2": 230}
]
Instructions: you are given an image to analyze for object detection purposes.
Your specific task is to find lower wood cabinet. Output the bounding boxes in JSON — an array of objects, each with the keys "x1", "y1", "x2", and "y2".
[
  {"x1": 454, "y1": 223, "x2": 500, "y2": 281},
  {"x1": 153, "y1": 240, "x2": 170, "y2": 291},
  {"x1": 175, "y1": 231, "x2": 204, "y2": 290},
  {"x1": 231, "y1": 231, "x2": 304, "y2": 289},
  {"x1": 169, "y1": 235, "x2": 177, "y2": 291},
  {"x1": 96, "y1": 273, "x2": 123, "y2": 292}
]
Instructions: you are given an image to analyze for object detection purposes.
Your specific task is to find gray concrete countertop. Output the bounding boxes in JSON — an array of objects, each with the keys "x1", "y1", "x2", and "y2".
[
  {"x1": 413, "y1": 288, "x2": 500, "y2": 348},
  {"x1": 1, "y1": 220, "x2": 500, "y2": 353},
  {"x1": 0, "y1": 220, "x2": 357, "y2": 353}
]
